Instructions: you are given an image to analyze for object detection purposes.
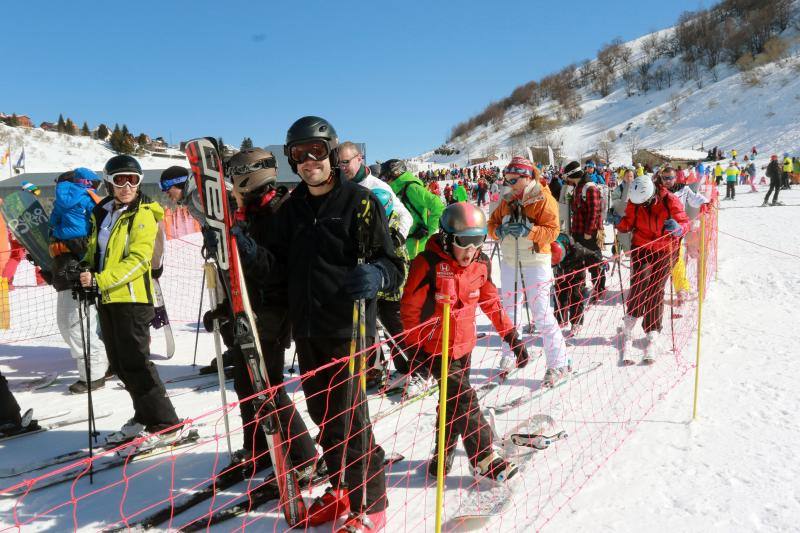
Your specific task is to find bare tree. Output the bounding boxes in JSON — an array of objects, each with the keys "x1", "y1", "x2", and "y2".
[
  {"x1": 626, "y1": 132, "x2": 641, "y2": 162},
  {"x1": 598, "y1": 138, "x2": 613, "y2": 164}
]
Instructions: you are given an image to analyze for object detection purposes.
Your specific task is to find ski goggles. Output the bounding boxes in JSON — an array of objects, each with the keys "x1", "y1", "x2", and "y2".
[
  {"x1": 452, "y1": 234, "x2": 486, "y2": 250},
  {"x1": 228, "y1": 157, "x2": 277, "y2": 178},
  {"x1": 502, "y1": 166, "x2": 533, "y2": 179},
  {"x1": 287, "y1": 140, "x2": 330, "y2": 164},
  {"x1": 503, "y1": 177, "x2": 524, "y2": 186},
  {"x1": 660, "y1": 174, "x2": 677, "y2": 181},
  {"x1": 159, "y1": 174, "x2": 189, "y2": 191},
  {"x1": 108, "y1": 172, "x2": 143, "y2": 188}
]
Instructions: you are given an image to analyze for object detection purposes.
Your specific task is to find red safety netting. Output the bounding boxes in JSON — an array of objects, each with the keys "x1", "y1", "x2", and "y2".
[{"x1": 0, "y1": 190, "x2": 719, "y2": 532}]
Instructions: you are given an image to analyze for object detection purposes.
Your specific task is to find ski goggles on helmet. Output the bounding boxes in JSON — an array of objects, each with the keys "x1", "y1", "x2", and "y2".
[
  {"x1": 287, "y1": 140, "x2": 330, "y2": 164},
  {"x1": 228, "y1": 157, "x2": 277, "y2": 178},
  {"x1": 109, "y1": 172, "x2": 143, "y2": 188},
  {"x1": 503, "y1": 166, "x2": 533, "y2": 179},
  {"x1": 159, "y1": 174, "x2": 189, "y2": 191},
  {"x1": 452, "y1": 234, "x2": 486, "y2": 250}
]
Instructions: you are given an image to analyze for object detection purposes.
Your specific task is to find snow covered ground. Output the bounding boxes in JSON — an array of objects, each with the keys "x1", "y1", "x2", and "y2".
[{"x1": 0, "y1": 184, "x2": 798, "y2": 532}]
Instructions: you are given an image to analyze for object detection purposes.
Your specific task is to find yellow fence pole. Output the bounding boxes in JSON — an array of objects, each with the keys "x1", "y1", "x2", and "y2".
[
  {"x1": 692, "y1": 214, "x2": 707, "y2": 420},
  {"x1": 435, "y1": 278, "x2": 454, "y2": 533}
]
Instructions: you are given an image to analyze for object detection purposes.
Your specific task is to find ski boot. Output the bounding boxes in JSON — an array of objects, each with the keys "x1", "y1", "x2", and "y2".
[
  {"x1": 642, "y1": 331, "x2": 661, "y2": 365},
  {"x1": 105, "y1": 418, "x2": 146, "y2": 446},
  {"x1": 619, "y1": 315, "x2": 637, "y2": 365},
  {"x1": 473, "y1": 451, "x2": 518, "y2": 482},
  {"x1": 336, "y1": 510, "x2": 386, "y2": 533},
  {"x1": 427, "y1": 440, "x2": 456, "y2": 476},
  {"x1": 771, "y1": 201, "x2": 785, "y2": 206},
  {"x1": 305, "y1": 486, "x2": 350, "y2": 527},
  {"x1": 217, "y1": 448, "x2": 273, "y2": 483},
  {"x1": 542, "y1": 366, "x2": 569, "y2": 388},
  {"x1": 68, "y1": 378, "x2": 106, "y2": 394}
]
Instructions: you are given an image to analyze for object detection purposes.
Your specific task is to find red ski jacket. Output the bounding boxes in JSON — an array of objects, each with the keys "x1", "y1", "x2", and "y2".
[
  {"x1": 616, "y1": 187, "x2": 690, "y2": 252},
  {"x1": 400, "y1": 235, "x2": 514, "y2": 360}
]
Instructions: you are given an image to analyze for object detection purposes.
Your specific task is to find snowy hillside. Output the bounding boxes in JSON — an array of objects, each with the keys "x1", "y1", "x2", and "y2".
[
  {"x1": 417, "y1": 23, "x2": 800, "y2": 166},
  {"x1": 0, "y1": 123, "x2": 187, "y2": 177}
]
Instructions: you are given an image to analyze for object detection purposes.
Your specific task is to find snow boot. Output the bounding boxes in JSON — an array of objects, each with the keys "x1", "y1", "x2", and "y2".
[
  {"x1": 542, "y1": 366, "x2": 569, "y2": 388},
  {"x1": 305, "y1": 486, "x2": 350, "y2": 527},
  {"x1": 105, "y1": 418, "x2": 146, "y2": 446},
  {"x1": 473, "y1": 451, "x2": 518, "y2": 482},
  {"x1": 336, "y1": 510, "x2": 386, "y2": 533},
  {"x1": 68, "y1": 378, "x2": 106, "y2": 394}
]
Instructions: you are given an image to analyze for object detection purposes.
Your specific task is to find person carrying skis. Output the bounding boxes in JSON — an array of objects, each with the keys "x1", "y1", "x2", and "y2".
[
  {"x1": 238, "y1": 116, "x2": 404, "y2": 532},
  {"x1": 381, "y1": 159, "x2": 445, "y2": 259},
  {"x1": 160, "y1": 166, "x2": 236, "y2": 372},
  {"x1": 487, "y1": 157, "x2": 570, "y2": 387},
  {"x1": 614, "y1": 174, "x2": 689, "y2": 363},
  {"x1": 551, "y1": 233, "x2": 603, "y2": 336},
  {"x1": 562, "y1": 160, "x2": 607, "y2": 302},
  {"x1": 400, "y1": 202, "x2": 527, "y2": 481},
  {"x1": 80, "y1": 155, "x2": 181, "y2": 447},
  {"x1": 49, "y1": 167, "x2": 110, "y2": 393},
  {"x1": 206, "y1": 148, "x2": 318, "y2": 481}
]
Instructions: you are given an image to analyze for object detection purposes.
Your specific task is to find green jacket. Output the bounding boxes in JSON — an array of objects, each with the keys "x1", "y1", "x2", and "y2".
[
  {"x1": 453, "y1": 184, "x2": 468, "y2": 202},
  {"x1": 390, "y1": 171, "x2": 445, "y2": 259},
  {"x1": 84, "y1": 194, "x2": 163, "y2": 305}
]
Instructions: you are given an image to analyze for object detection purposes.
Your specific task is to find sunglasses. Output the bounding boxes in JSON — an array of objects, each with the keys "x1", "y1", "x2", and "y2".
[
  {"x1": 110, "y1": 173, "x2": 142, "y2": 188},
  {"x1": 338, "y1": 155, "x2": 361, "y2": 167},
  {"x1": 228, "y1": 158, "x2": 276, "y2": 177},
  {"x1": 288, "y1": 140, "x2": 330, "y2": 164},
  {"x1": 453, "y1": 234, "x2": 486, "y2": 250},
  {"x1": 661, "y1": 175, "x2": 677, "y2": 181}
]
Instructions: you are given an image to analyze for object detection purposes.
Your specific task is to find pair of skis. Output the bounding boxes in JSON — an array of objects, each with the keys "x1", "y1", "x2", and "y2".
[{"x1": 185, "y1": 138, "x2": 304, "y2": 527}]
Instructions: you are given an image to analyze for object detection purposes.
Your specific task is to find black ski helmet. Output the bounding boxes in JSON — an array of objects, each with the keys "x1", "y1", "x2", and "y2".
[
  {"x1": 379, "y1": 159, "x2": 407, "y2": 181},
  {"x1": 159, "y1": 165, "x2": 191, "y2": 191},
  {"x1": 283, "y1": 116, "x2": 339, "y2": 173},
  {"x1": 562, "y1": 160, "x2": 583, "y2": 180},
  {"x1": 104, "y1": 154, "x2": 142, "y2": 177}
]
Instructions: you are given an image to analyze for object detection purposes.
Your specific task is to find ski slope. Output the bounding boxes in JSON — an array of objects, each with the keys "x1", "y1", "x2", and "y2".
[{"x1": 1, "y1": 184, "x2": 798, "y2": 531}]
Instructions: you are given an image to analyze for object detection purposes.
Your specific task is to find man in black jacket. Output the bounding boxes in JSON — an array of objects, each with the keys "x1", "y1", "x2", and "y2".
[
  {"x1": 763, "y1": 155, "x2": 783, "y2": 206},
  {"x1": 235, "y1": 116, "x2": 403, "y2": 533}
]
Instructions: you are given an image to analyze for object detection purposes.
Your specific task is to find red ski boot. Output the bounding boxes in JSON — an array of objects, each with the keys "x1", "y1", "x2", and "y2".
[
  {"x1": 305, "y1": 486, "x2": 350, "y2": 527},
  {"x1": 336, "y1": 510, "x2": 386, "y2": 532}
]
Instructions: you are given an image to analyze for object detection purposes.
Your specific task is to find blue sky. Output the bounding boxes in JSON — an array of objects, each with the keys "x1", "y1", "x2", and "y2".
[{"x1": 2, "y1": 0, "x2": 705, "y2": 163}]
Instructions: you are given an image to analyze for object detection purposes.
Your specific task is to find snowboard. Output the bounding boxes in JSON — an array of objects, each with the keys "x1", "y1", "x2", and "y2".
[
  {"x1": 150, "y1": 279, "x2": 175, "y2": 358},
  {"x1": 0, "y1": 191, "x2": 53, "y2": 272}
]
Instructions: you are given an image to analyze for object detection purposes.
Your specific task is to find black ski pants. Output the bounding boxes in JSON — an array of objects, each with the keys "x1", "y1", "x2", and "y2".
[
  {"x1": 228, "y1": 308, "x2": 316, "y2": 471},
  {"x1": 373, "y1": 299, "x2": 412, "y2": 375},
  {"x1": 626, "y1": 247, "x2": 675, "y2": 334},
  {"x1": 764, "y1": 178, "x2": 781, "y2": 204},
  {"x1": 554, "y1": 270, "x2": 588, "y2": 327},
  {"x1": 96, "y1": 302, "x2": 179, "y2": 431},
  {"x1": 725, "y1": 182, "x2": 736, "y2": 199},
  {"x1": 574, "y1": 234, "x2": 606, "y2": 295},
  {"x1": 0, "y1": 371, "x2": 21, "y2": 426},
  {"x1": 782, "y1": 171, "x2": 790, "y2": 189},
  {"x1": 294, "y1": 336, "x2": 387, "y2": 513},
  {"x1": 412, "y1": 354, "x2": 493, "y2": 468}
]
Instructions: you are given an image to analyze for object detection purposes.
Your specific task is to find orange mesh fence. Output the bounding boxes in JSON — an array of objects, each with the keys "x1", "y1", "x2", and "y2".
[{"x1": 0, "y1": 200, "x2": 718, "y2": 531}]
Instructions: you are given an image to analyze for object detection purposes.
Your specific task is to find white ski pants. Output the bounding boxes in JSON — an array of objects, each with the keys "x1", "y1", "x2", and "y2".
[
  {"x1": 56, "y1": 290, "x2": 108, "y2": 382},
  {"x1": 499, "y1": 260, "x2": 568, "y2": 370}
]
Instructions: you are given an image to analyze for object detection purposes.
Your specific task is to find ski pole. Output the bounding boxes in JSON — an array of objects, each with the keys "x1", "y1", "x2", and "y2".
[
  {"x1": 518, "y1": 261, "x2": 533, "y2": 329},
  {"x1": 75, "y1": 272, "x2": 96, "y2": 484},
  {"x1": 435, "y1": 277, "x2": 455, "y2": 533},
  {"x1": 192, "y1": 267, "x2": 206, "y2": 367},
  {"x1": 614, "y1": 230, "x2": 627, "y2": 314},
  {"x1": 204, "y1": 262, "x2": 233, "y2": 459}
]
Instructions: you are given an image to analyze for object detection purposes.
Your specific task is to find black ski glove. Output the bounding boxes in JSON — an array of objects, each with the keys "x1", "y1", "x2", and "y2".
[
  {"x1": 409, "y1": 225, "x2": 428, "y2": 240},
  {"x1": 202, "y1": 303, "x2": 229, "y2": 332},
  {"x1": 343, "y1": 263, "x2": 388, "y2": 300},
  {"x1": 201, "y1": 226, "x2": 218, "y2": 253},
  {"x1": 503, "y1": 331, "x2": 529, "y2": 368},
  {"x1": 151, "y1": 265, "x2": 164, "y2": 280},
  {"x1": 231, "y1": 225, "x2": 257, "y2": 265}
]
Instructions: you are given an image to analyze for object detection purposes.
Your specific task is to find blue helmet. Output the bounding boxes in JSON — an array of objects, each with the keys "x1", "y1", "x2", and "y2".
[{"x1": 371, "y1": 188, "x2": 393, "y2": 217}]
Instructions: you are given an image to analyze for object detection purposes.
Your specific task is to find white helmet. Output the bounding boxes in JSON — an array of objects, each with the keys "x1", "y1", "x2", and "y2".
[{"x1": 629, "y1": 174, "x2": 656, "y2": 205}]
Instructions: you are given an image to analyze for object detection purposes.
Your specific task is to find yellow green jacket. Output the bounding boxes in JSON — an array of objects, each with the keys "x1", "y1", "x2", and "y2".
[
  {"x1": 784, "y1": 157, "x2": 793, "y2": 172},
  {"x1": 84, "y1": 194, "x2": 163, "y2": 305}
]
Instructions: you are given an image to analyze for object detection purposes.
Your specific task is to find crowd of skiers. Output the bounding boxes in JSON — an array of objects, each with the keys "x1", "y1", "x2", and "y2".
[{"x1": 2, "y1": 123, "x2": 788, "y2": 532}]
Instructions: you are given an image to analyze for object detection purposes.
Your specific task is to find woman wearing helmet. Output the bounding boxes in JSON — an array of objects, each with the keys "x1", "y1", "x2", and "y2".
[
  {"x1": 615, "y1": 174, "x2": 690, "y2": 364},
  {"x1": 401, "y1": 202, "x2": 527, "y2": 482},
  {"x1": 80, "y1": 155, "x2": 181, "y2": 446}
]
